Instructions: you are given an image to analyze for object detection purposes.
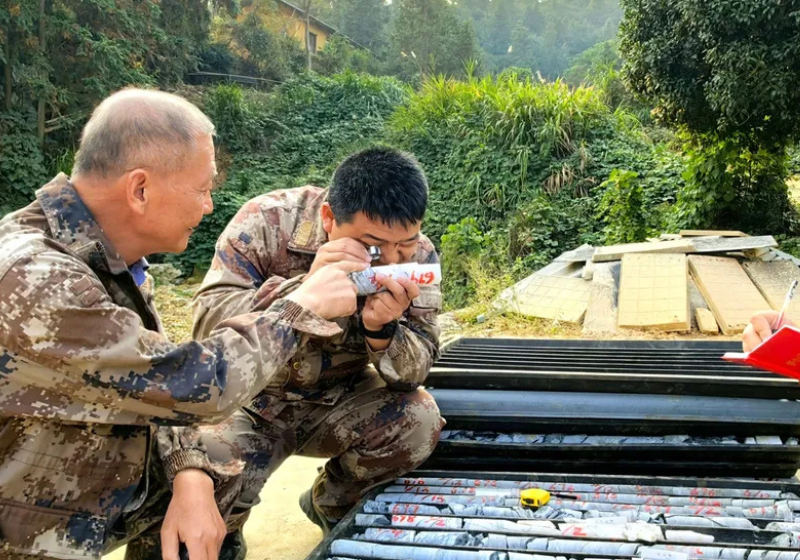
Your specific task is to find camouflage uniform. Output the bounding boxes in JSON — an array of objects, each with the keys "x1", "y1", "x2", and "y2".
[
  {"x1": 0, "y1": 175, "x2": 338, "y2": 559},
  {"x1": 192, "y1": 185, "x2": 445, "y2": 522}
]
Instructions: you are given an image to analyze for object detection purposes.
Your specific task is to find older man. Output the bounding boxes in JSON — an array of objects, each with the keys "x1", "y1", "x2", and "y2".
[{"x1": 0, "y1": 89, "x2": 363, "y2": 560}]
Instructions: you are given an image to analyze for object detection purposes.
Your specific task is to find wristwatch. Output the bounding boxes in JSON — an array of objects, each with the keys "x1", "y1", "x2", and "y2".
[{"x1": 359, "y1": 317, "x2": 398, "y2": 339}]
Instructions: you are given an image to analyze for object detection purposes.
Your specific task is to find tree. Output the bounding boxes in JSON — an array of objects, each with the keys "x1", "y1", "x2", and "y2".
[
  {"x1": 300, "y1": 0, "x2": 312, "y2": 70},
  {"x1": 1, "y1": 0, "x2": 211, "y2": 212},
  {"x1": 223, "y1": 11, "x2": 305, "y2": 80},
  {"x1": 619, "y1": 0, "x2": 800, "y2": 232},
  {"x1": 333, "y1": 0, "x2": 390, "y2": 51},
  {"x1": 388, "y1": 0, "x2": 480, "y2": 79}
]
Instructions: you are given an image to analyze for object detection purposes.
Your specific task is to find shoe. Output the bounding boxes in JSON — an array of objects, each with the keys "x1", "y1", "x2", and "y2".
[
  {"x1": 217, "y1": 530, "x2": 248, "y2": 560},
  {"x1": 299, "y1": 489, "x2": 337, "y2": 535}
]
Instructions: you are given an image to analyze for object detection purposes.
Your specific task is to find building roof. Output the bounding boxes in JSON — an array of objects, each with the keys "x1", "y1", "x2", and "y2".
[
  {"x1": 274, "y1": 0, "x2": 369, "y2": 50},
  {"x1": 275, "y1": 0, "x2": 338, "y2": 36}
]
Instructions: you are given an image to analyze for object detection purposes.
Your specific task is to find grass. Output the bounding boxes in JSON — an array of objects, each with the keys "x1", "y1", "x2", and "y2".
[
  {"x1": 154, "y1": 281, "x2": 200, "y2": 342},
  {"x1": 451, "y1": 310, "x2": 739, "y2": 341}
]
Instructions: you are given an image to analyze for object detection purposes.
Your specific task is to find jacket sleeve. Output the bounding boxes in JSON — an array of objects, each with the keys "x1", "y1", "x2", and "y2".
[
  {"x1": 192, "y1": 200, "x2": 303, "y2": 340},
  {"x1": 0, "y1": 250, "x2": 343, "y2": 428},
  {"x1": 366, "y1": 250, "x2": 442, "y2": 390}
]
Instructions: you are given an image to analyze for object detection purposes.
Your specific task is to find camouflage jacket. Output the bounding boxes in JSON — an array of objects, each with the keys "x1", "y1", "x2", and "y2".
[
  {"x1": 0, "y1": 176, "x2": 339, "y2": 559},
  {"x1": 193, "y1": 186, "x2": 442, "y2": 418}
]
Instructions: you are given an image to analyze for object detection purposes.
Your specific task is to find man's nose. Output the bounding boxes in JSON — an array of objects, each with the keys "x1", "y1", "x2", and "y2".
[
  {"x1": 204, "y1": 191, "x2": 214, "y2": 215},
  {"x1": 380, "y1": 245, "x2": 401, "y2": 264}
]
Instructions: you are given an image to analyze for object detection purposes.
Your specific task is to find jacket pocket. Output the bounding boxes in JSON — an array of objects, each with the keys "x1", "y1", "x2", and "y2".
[
  {"x1": 0, "y1": 498, "x2": 107, "y2": 559},
  {"x1": 285, "y1": 346, "x2": 323, "y2": 389}
]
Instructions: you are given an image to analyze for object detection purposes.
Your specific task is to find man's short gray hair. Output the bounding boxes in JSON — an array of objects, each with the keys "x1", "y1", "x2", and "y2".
[{"x1": 72, "y1": 88, "x2": 215, "y2": 179}]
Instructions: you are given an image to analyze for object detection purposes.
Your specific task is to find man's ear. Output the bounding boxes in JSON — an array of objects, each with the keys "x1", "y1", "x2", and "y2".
[
  {"x1": 125, "y1": 169, "x2": 149, "y2": 215},
  {"x1": 321, "y1": 202, "x2": 335, "y2": 234}
]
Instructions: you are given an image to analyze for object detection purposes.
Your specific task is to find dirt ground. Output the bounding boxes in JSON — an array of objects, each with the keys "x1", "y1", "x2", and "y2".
[{"x1": 104, "y1": 456, "x2": 327, "y2": 560}]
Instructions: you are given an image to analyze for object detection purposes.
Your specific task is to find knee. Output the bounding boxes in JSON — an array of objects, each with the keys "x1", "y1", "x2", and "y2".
[{"x1": 402, "y1": 388, "x2": 445, "y2": 461}]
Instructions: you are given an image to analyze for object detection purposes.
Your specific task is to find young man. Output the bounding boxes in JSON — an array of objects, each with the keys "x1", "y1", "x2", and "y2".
[
  {"x1": 192, "y1": 146, "x2": 445, "y2": 552},
  {"x1": 0, "y1": 89, "x2": 362, "y2": 560}
]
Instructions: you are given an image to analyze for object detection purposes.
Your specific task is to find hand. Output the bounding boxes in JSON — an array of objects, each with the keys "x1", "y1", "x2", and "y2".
[
  {"x1": 742, "y1": 310, "x2": 795, "y2": 352},
  {"x1": 287, "y1": 261, "x2": 366, "y2": 320},
  {"x1": 362, "y1": 274, "x2": 420, "y2": 331},
  {"x1": 306, "y1": 238, "x2": 371, "y2": 279},
  {"x1": 161, "y1": 469, "x2": 226, "y2": 560}
]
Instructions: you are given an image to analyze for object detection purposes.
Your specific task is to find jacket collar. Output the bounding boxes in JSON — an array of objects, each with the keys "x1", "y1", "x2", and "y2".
[
  {"x1": 286, "y1": 187, "x2": 329, "y2": 254},
  {"x1": 36, "y1": 174, "x2": 129, "y2": 276}
]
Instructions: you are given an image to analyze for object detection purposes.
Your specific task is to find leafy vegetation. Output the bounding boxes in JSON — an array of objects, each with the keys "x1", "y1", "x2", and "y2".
[
  {"x1": 4, "y1": 0, "x2": 800, "y2": 313},
  {"x1": 620, "y1": 0, "x2": 800, "y2": 234}
]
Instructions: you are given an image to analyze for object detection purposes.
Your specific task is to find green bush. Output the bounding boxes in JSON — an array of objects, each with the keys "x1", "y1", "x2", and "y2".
[
  {"x1": 389, "y1": 74, "x2": 659, "y2": 244},
  {"x1": 440, "y1": 217, "x2": 489, "y2": 309},
  {"x1": 789, "y1": 145, "x2": 800, "y2": 176},
  {"x1": 0, "y1": 111, "x2": 50, "y2": 216},
  {"x1": 597, "y1": 169, "x2": 648, "y2": 244},
  {"x1": 671, "y1": 133, "x2": 795, "y2": 235}
]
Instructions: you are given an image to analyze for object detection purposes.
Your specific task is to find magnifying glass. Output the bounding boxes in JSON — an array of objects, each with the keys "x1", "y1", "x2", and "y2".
[{"x1": 368, "y1": 246, "x2": 381, "y2": 262}]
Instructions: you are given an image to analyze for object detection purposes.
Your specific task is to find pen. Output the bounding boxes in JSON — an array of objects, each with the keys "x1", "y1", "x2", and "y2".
[{"x1": 775, "y1": 279, "x2": 798, "y2": 332}]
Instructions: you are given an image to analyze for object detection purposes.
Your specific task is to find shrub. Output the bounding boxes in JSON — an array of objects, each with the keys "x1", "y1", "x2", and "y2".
[{"x1": 0, "y1": 111, "x2": 49, "y2": 216}]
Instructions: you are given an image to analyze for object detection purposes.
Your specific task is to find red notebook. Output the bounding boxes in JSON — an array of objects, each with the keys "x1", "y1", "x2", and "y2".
[{"x1": 723, "y1": 325, "x2": 800, "y2": 381}]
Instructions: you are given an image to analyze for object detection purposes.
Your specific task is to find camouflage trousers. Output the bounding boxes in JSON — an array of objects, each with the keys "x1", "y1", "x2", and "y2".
[
  {"x1": 6, "y1": 440, "x2": 246, "y2": 560},
  {"x1": 200, "y1": 369, "x2": 445, "y2": 523},
  {"x1": 107, "y1": 441, "x2": 245, "y2": 560}
]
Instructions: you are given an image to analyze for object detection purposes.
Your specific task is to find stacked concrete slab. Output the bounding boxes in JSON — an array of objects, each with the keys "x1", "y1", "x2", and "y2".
[{"x1": 495, "y1": 231, "x2": 797, "y2": 335}]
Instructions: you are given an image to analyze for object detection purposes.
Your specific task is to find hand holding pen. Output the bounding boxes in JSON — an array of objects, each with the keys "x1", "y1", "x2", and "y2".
[{"x1": 742, "y1": 279, "x2": 798, "y2": 353}]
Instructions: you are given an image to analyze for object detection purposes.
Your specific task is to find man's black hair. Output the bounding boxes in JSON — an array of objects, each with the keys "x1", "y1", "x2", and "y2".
[{"x1": 329, "y1": 146, "x2": 428, "y2": 227}]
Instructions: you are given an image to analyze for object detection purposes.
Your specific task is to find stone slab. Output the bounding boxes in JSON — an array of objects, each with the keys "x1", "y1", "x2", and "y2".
[
  {"x1": 582, "y1": 259, "x2": 595, "y2": 281},
  {"x1": 695, "y1": 308, "x2": 719, "y2": 334},
  {"x1": 743, "y1": 247, "x2": 771, "y2": 259},
  {"x1": 592, "y1": 239, "x2": 696, "y2": 263},
  {"x1": 688, "y1": 256, "x2": 770, "y2": 335},
  {"x1": 742, "y1": 261, "x2": 800, "y2": 318},
  {"x1": 535, "y1": 259, "x2": 584, "y2": 277},
  {"x1": 555, "y1": 244, "x2": 596, "y2": 263},
  {"x1": 617, "y1": 254, "x2": 690, "y2": 332},
  {"x1": 583, "y1": 262, "x2": 620, "y2": 333},
  {"x1": 680, "y1": 230, "x2": 748, "y2": 237},
  {"x1": 688, "y1": 278, "x2": 708, "y2": 330},
  {"x1": 771, "y1": 249, "x2": 800, "y2": 267},
  {"x1": 690, "y1": 235, "x2": 777, "y2": 254},
  {"x1": 507, "y1": 275, "x2": 591, "y2": 324}
]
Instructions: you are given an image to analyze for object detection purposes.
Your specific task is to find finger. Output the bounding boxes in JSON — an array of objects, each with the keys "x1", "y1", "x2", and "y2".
[
  {"x1": 396, "y1": 276, "x2": 421, "y2": 300},
  {"x1": 329, "y1": 260, "x2": 369, "y2": 274},
  {"x1": 187, "y1": 537, "x2": 209, "y2": 560},
  {"x1": 161, "y1": 524, "x2": 180, "y2": 560},
  {"x1": 375, "y1": 274, "x2": 407, "y2": 302},
  {"x1": 755, "y1": 310, "x2": 781, "y2": 330},
  {"x1": 742, "y1": 326, "x2": 761, "y2": 353},
  {"x1": 750, "y1": 315, "x2": 774, "y2": 346},
  {"x1": 320, "y1": 251, "x2": 372, "y2": 265},
  {"x1": 326, "y1": 238, "x2": 371, "y2": 262},
  {"x1": 207, "y1": 535, "x2": 220, "y2": 560},
  {"x1": 371, "y1": 296, "x2": 397, "y2": 322}
]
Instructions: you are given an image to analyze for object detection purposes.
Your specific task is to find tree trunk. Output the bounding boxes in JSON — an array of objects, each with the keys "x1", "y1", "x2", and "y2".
[
  {"x1": 3, "y1": 28, "x2": 11, "y2": 110},
  {"x1": 37, "y1": 0, "x2": 47, "y2": 146},
  {"x1": 304, "y1": 0, "x2": 312, "y2": 71}
]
